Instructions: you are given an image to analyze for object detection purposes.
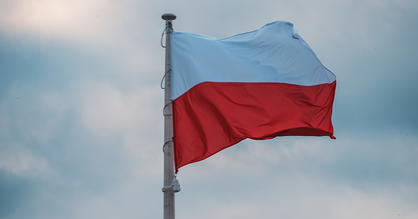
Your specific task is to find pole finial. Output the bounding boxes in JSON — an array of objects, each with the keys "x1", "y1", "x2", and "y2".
[{"x1": 162, "y1": 13, "x2": 176, "y2": 21}]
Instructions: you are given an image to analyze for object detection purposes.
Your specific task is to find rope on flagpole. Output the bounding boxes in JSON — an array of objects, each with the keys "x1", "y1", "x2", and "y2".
[
  {"x1": 162, "y1": 140, "x2": 174, "y2": 152},
  {"x1": 163, "y1": 102, "x2": 172, "y2": 116},
  {"x1": 161, "y1": 26, "x2": 169, "y2": 48},
  {"x1": 161, "y1": 69, "x2": 171, "y2": 89}
]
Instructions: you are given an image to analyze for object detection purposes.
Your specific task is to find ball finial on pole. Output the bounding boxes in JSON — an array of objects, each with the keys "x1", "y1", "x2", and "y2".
[{"x1": 162, "y1": 13, "x2": 176, "y2": 21}]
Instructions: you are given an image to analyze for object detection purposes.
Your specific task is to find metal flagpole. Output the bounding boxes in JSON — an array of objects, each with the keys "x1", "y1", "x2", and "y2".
[{"x1": 161, "y1": 13, "x2": 178, "y2": 219}]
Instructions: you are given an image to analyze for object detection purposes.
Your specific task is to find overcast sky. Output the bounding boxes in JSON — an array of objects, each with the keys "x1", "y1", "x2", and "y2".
[{"x1": 1, "y1": 0, "x2": 417, "y2": 219}]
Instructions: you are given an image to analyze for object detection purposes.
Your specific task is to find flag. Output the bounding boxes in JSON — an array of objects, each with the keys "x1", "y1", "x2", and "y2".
[{"x1": 171, "y1": 21, "x2": 336, "y2": 171}]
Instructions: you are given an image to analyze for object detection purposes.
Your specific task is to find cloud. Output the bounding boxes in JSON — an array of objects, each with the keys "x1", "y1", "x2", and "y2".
[
  {"x1": 0, "y1": 0, "x2": 110, "y2": 39},
  {"x1": 175, "y1": 133, "x2": 418, "y2": 219},
  {"x1": 0, "y1": 145, "x2": 50, "y2": 176}
]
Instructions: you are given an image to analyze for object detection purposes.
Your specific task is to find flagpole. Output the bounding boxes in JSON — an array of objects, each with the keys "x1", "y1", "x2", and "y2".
[{"x1": 162, "y1": 13, "x2": 177, "y2": 219}]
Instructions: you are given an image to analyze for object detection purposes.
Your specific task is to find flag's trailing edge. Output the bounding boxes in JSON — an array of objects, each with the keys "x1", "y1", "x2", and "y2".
[{"x1": 171, "y1": 20, "x2": 336, "y2": 172}]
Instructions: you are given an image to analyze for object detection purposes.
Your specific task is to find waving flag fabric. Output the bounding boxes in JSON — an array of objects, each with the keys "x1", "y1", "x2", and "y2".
[{"x1": 171, "y1": 21, "x2": 336, "y2": 171}]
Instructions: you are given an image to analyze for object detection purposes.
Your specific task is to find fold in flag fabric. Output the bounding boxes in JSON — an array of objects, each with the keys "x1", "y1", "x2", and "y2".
[{"x1": 171, "y1": 20, "x2": 336, "y2": 172}]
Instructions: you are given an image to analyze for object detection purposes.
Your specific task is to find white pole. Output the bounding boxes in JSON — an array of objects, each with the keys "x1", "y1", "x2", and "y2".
[{"x1": 162, "y1": 13, "x2": 176, "y2": 219}]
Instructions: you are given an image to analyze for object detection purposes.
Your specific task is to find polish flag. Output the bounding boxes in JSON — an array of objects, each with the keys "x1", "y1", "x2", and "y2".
[{"x1": 171, "y1": 21, "x2": 336, "y2": 171}]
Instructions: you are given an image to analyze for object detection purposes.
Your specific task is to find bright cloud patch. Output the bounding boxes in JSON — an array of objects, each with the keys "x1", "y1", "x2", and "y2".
[{"x1": 0, "y1": 0, "x2": 110, "y2": 39}]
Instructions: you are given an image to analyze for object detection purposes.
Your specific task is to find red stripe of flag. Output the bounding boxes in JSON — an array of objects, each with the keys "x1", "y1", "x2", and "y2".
[{"x1": 173, "y1": 81, "x2": 336, "y2": 171}]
